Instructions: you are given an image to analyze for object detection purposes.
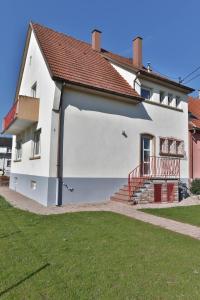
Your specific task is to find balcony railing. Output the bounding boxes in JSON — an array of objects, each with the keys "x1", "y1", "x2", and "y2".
[{"x1": 2, "y1": 96, "x2": 39, "y2": 134}]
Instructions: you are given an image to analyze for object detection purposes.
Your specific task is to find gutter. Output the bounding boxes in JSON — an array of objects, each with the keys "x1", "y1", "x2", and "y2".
[{"x1": 56, "y1": 82, "x2": 65, "y2": 206}]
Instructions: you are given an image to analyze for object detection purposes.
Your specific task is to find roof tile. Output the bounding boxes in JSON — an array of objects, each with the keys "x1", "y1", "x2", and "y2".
[{"x1": 32, "y1": 23, "x2": 141, "y2": 100}]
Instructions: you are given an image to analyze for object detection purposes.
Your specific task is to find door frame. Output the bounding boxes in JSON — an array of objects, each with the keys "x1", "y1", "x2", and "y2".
[{"x1": 140, "y1": 133, "x2": 156, "y2": 176}]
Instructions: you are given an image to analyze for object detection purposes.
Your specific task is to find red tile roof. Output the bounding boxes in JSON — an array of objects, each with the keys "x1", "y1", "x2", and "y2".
[
  {"x1": 188, "y1": 97, "x2": 200, "y2": 129},
  {"x1": 31, "y1": 23, "x2": 142, "y2": 101},
  {"x1": 101, "y1": 49, "x2": 194, "y2": 93}
]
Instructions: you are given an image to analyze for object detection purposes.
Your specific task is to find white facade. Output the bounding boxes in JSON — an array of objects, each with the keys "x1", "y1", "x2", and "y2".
[{"x1": 8, "y1": 27, "x2": 191, "y2": 206}]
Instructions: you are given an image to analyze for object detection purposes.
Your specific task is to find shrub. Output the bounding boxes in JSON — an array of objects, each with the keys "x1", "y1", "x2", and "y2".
[{"x1": 190, "y1": 179, "x2": 200, "y2": 195}]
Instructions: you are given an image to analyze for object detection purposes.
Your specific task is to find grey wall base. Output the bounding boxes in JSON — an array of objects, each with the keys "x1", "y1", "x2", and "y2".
[{"x1": 9, "y1": 173, "x2": 127, "y2": 206}]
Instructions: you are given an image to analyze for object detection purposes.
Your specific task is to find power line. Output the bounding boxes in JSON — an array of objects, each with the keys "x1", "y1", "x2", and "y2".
[
  {"x1": 153, "y1": 67, "x2": 179, "y2": 81},
  {"x1": 184, "y1": 73, "x2": 200, "y2": 84},
  {"x1": 180, "y1": 65, "x2": 200, "y2": 83}
]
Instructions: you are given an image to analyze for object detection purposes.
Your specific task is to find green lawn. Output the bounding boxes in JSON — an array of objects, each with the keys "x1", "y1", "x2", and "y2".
[
  {"x1": 1, "y1": 197, "x2": 200, "y2": 299},
  {"x1": 141, "y1": 205, "x2": 200, "y2": 227}
]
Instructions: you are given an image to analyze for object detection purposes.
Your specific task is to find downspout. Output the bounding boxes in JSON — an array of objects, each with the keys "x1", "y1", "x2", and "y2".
[
  {"x1": 56, "y1": 81, "x2": 65, "y2": 206},
  {"x1": 133, "y1": 71, "x2": 141, "y2": 91}
]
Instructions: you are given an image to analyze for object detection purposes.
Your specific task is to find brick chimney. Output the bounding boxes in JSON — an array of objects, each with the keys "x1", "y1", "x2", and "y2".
[
  {"x1": 92, "y1": 29, "x2": 102, "y2": 51},
  {"x1": 133, "y1": 36, "x2": 143, "y2": 68}
]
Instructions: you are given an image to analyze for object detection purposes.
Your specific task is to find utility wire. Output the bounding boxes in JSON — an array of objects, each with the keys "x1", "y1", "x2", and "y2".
[
  {"x1": 152, "y1": 67, "x2": 179, "y2": 81},
  {"x1": 184, "y1": 73, "x2": 200, "y2": 84},
  {"x1": 180, "y1": 66, "x2": 200, "y2": 83}
]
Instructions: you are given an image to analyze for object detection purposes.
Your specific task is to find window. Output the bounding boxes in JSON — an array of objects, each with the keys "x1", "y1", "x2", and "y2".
[
  {"x1": 167, "y1": 93, "x2": 173, "y2": 106},
  {"x1": 15, "y1": 140, "x2": 22, "y2": 161},
  {"x1": 141, "y1": 87, "x2": 151, "y2": 100},
  {"x1": 168, "y1": 139, "x2": 176, "y2": 155},
  {"x1": 32, "y1": 129, "x2": 41, "y2": 157},
  {"x1": 176, "y1": 141, "x2": 184, "y2": 155},
  {"x1": 175, "y1": 96, "x2": 180, "y2": 108},
  {"x1": 7, "y1": 160, "x2": 11, "y2": 167},
  {"x1": 31, "y1": 180, "x2": 37, "y2": 190},
  {"x1": 160, "y1": 138, "x2": 168, "y2": 154},
  {"x1": 159, "y1": 91, "x2": 165, "y2": 104},
  {"x1": 160, "y1": 137, "x2": 184, "y2": 156},
  {"x1": 31, "y1": 82, "x2": 37, "y2": 98}
]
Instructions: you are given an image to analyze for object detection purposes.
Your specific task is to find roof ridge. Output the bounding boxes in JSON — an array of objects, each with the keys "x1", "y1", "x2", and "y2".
[
  {"x1": 31, "y1": 21, "x2": 92, "y2": 48},
  {"x1": 31, "y1": 22, "x2": 141, "y2": 100}
]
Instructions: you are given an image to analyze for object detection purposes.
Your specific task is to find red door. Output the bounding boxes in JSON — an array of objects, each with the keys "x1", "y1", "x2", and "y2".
[
  {"x1": 154, "y1": 184, "x2": 162, "y2": 202},
  {"x1": 167, "y1": 183, "x2": 174, "y2": 202}
]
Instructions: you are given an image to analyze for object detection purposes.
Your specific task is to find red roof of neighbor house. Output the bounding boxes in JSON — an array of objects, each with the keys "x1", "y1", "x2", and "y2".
[
  {"x1": 188, "y1": 97, "x2": 200, "y2": 129},
  {"x1": 31, "y1": 23, "x2": 142, "y2": 101}
]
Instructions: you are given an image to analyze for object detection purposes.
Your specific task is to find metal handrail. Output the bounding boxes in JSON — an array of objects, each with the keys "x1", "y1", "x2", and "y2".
[{"x1": 128, "y1": 156, "x2": 180, "y2": 199}]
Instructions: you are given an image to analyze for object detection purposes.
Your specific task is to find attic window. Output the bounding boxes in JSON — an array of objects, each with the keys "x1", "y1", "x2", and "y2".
[
  {"x1": 175, "y1": 96, "x2": 180, "y2": 108},
  {"x1": 31, "y1": 82, "x2": 37, "y2": 98},
  {"x1": 141, "y1": 87, "x2": 151, "y2": 100},
  {"x1": 167, "y1": 93, "x2": 173, "y2": 106}
]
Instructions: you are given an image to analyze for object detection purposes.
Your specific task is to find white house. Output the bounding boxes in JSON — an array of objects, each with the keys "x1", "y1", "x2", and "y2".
[{"x1": 2, "y1": 23, "x2": 194, "y2": 206}]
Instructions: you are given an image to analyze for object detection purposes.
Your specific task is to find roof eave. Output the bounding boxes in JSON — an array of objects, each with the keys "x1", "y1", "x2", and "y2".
[
  {"x1": 53, "y1": 76, "x2": 144, "y2": 104},
  {"x1": 103, "y1": 53, "x2": 194, "y2": 94},
  {"x1": 139, "y1": 70, "x2": 194, "y2": 94}
]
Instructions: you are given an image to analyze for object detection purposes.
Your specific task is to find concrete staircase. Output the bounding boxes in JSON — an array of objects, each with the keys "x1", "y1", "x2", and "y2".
[{"x1": 110, "y1": 179, "x2": 153, "y2": 205}]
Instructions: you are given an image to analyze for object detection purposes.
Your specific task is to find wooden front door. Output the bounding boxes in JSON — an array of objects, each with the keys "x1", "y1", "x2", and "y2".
[
  {"x1": 154, "y1": 184, "x2": 162, "y2": 202},
  {"x1": 167, "y1": 183, "x2": 174, "y2": 202}
]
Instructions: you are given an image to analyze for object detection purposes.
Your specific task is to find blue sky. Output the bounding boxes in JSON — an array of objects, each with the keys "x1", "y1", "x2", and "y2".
[{"x1": 1, "y1": 0, "x2": 200, "y2": 130}]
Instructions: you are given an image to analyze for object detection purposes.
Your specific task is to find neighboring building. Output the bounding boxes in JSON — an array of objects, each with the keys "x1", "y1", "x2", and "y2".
[
  {"x1": 188, "y1": 97, "x2": 200, "y2": 180},
  {"x1": 0, "y1": 137, "x2": 12, "y2": 175},
  {"x1": 2, "y1": 23, "x2": 194, "y2": 206}
]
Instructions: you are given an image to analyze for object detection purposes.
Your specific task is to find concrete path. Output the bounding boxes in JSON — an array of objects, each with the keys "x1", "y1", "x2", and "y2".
[{"x1": 1, "y1": 187, "x2": 200, "y2": 240}]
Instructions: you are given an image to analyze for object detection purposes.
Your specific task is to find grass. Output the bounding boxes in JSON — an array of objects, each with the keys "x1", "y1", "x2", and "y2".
[
  {"x1": 141, "y1": 205, "x2": 200, "y2": 227},
  {"x1": 1, "y1": 198, "x2": 200, "y2": 299}
]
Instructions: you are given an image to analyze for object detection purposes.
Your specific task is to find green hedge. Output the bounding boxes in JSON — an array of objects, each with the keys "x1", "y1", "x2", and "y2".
[{"x1": 190, "y1": 179, "x2": 200, "y2": 195}]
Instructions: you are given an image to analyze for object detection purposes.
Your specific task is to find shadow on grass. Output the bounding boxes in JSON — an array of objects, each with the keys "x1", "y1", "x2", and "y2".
[
  {"x1": 0, "y1": 263, "x2": 50, "y2": 297},
  {"x1": 0, "y1": 230, "x2": 21, "y2": 239}
]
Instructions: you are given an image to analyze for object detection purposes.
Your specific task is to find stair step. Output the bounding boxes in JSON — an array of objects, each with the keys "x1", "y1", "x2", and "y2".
[
  {"x1": 113, "y1": 193, "x2": 131, "y2": 200},
  {"x1": 110, "y1": 196, "x2": 133, "y2": 203}
]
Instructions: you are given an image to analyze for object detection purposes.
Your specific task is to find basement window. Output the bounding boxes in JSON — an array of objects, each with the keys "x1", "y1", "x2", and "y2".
[{"x1": 31, "y1": 180, "x2": 37, "y2": 190}]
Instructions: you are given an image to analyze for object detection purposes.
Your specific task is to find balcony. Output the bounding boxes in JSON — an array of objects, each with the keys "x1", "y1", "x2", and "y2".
[{"x1": 2, "y1": 96, "x2": 40, "y2": 134}]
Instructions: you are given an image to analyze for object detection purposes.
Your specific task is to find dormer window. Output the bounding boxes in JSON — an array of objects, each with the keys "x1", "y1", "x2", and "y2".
[
  {"x1": 31, "y1": 82, "x2": 37, "y2": 98},
  {"x1": 141, "y1": 87, "x2": 151, "y2": 100},
  {"x1": 175, "y1": 96, "x2": 180, "y2": 108},
  {"x1": 167, "y1": 93, "x2": 173, "y2": 106},
  {"x1": 159, "y1": 91, "x2": 165, "y2": 104}
]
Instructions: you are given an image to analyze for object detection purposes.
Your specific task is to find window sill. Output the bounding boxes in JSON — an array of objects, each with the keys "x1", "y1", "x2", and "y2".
[
  {"x1": 29, "y1": 156, "x2": 41, "y2": 160},
  {"x1": 159, "y1": 152, "x2": 184, "y2": 158},
  {"x1": 145, "y1": 100, "x2": 183, "y2": 112},
  {"x1": 13, "y1": 159, "x2": 22, "y2": 163}
]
